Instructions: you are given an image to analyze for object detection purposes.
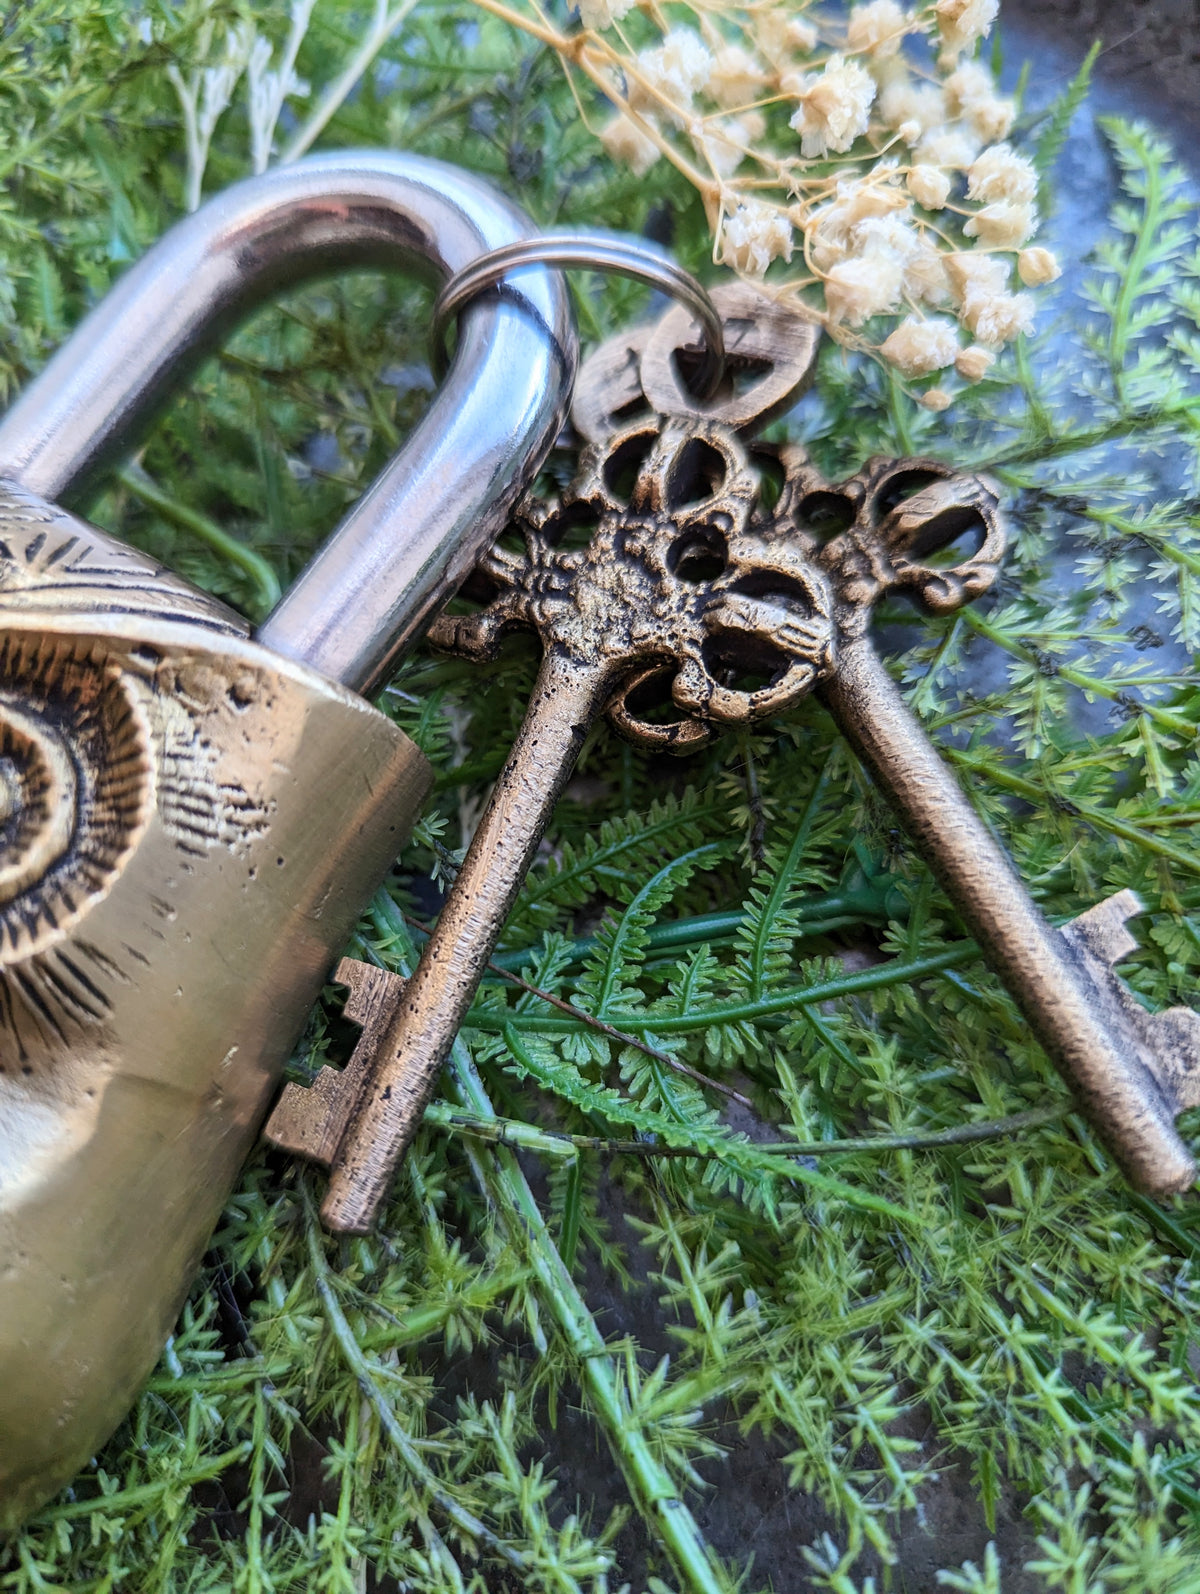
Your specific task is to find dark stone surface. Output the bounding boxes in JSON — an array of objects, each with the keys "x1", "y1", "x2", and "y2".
[{"x1": 1010, "y1": 0, "x2": 1200, "y2": 140}]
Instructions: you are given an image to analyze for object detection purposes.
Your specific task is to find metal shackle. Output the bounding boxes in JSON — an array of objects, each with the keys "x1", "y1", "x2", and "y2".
[{"x1": 0, "y1": 150, "x2": 577, "y2": 692}]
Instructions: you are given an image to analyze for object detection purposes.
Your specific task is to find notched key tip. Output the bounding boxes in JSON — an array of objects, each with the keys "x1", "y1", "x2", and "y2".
[
  {"x1": 263, "y1": 957, "x2": 408, "y2": 1168},
  {"x1": 1061, "y1": 890, "x2": 1200, "y2": 1192}
]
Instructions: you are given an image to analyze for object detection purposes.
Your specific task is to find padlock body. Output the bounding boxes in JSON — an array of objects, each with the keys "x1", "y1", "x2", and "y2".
[{"x1": 0, "y1": 484, "x2": 431, "y2": 1528}]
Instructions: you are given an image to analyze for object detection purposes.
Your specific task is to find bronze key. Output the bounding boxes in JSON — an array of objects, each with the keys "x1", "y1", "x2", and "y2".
[
  {"x1": 801, "y1": 453, "x2": 1200, "y2": 1195},
  {"x1": 269, "y1": 407, "x2": 833, "y2": 1230}
]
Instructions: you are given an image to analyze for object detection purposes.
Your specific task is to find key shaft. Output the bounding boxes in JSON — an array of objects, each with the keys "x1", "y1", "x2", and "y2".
[
  {"x1": 321, "y1": 649, "x2": 609, "y2": 1231},
  {"x1": 821, "y1": 632, "x2": 1195, "y2": 1196}
]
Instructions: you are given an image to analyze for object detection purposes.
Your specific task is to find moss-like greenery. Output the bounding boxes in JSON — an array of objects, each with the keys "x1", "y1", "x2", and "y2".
[{"x1": 4, "y1": 4, "x2": 1200, "y2": 1590}]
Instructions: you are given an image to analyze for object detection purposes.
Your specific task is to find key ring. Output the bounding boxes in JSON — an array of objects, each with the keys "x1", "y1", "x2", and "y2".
[{"x1": 430, "y1": 230, "x2": 727, "y2": 400}]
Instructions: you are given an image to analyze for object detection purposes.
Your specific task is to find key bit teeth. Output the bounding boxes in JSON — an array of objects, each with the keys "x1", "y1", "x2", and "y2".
[
  {"x1": 264, "y1": 959, "x2": 406, "y2": 1167},
  {"x1": 1144, "y1": 1006, "x2": 1200, "y2": 1112},
  {"x1": 1061, "y1": 891, "x2": 1200, "y2": 1192},
  {"x1": 1061, "y1": 888, "x2": 1143, "y2": 965}
]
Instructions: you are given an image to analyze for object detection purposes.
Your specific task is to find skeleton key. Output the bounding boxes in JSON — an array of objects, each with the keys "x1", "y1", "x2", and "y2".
[
  {"x1": 582, "y1": 309, "x2": 1200, "y2": 1196},
  {"x1": 268, "y1": 282, "x2": 824, "y2": 1231},
  {"x1": 797, "y1": 454, "x2": 1200, "y2": 1196}
]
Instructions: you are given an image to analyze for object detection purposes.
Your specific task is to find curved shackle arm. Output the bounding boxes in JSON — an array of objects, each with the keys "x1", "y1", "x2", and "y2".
[{"x1": 0, "y1": 151, "x2": 577, "y2": 695}]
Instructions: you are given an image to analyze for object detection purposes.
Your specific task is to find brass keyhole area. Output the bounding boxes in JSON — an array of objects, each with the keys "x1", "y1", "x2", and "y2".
[{"x1": 669, "y1": 527, "x2": 728, "y2": 584}]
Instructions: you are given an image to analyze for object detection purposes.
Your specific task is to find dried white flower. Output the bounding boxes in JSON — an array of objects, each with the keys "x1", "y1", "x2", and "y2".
[
  {"x1": 955, "y1": 344, "x2": 995, "y2": 381},
  {"x1": 968, "y1": 291, "x2": 1035, "y2": 345},
  {"x1": 631, "y1": 27, "x2": 713, "y2": 111},
  {"x1": 788, "y1": 54, "x2": 876, "y2": 157},
  {"x1": 855, "y1": 212, "x2": 921, "y2": 259},
  {"x1": 1017, "y1": 246, "x2": 1061, "y2": 286},
  {"x1": 934, "y1": 0, "x2": 998, "y2": 62},
  {"x1": 945, "y1": 250, "x2": 1010, "y2": 304},
  {"x1": 963, "y1": 199, "x2": 1036, "y2": 248},
  {"x1": 919, "y1": 386, "x2": 953, "y2": 410},
  {"x1": 824, "y1": 253, "x2": 905, "y2": 325},
  {"x1": 907, "y1": 164, "x2": 951, "y2": 209},
  {"x1": 944, "y1": 60, "x2": 1013, "y2": 142},
  {"x1": 846, "y1": 0, "x2": 910, "y2": 59},
  {"x1": 915, "y1": 123, "x2": 981, "y2": 168},
  {"x1": 881, "y1": 315, "x2": 959, "y2": 375},
  {"x1": 600, "y1": 111, "x2": 660, "y2": 175},
  {"x1": 852, "y1": 217, "x2": 954, "y2": 310},
  {"x1": 967, "y1": 143, "x2": 1037, "y2": 204},
  {"x1": 562, "y1": 0, "x2": 1054, "y2": 363},
  {"x1": 577, "y1": 0, "x2": 636, "y2": 30},
  {"x1": 694, "y1": 113, "x2": 765, "y2": 178},
  {"x1": 808, "y1": 175, "x2": 910, "y2": 270},
  {"x1": 877, "y1": 66, "x2": 943, "y2": 142},
  {"x1": 947, "y1": 254, "x2": 1033, "y2": 343},
  {"x1": 710, "y1": 45, "x2": 766, "y2": 109},
  {"x1": 754, "y1": 8, "x2": 819, "y2": 58},
  {"x1": 905, "y1": 236, "x2": 953, "y2": 306},
  {"x1": 720, "y1": 200, "x2": 794, "y2": 276}
]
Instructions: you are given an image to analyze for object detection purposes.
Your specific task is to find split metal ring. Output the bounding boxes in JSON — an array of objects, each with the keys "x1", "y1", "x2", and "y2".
[{"x1": 430, "y1": 231, "x2": 727, "y2": 400}]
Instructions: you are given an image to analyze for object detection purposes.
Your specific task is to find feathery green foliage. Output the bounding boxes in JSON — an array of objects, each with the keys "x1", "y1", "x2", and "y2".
[{"x1": 4, "y1": 5, "x2": 1200, "y2": 1591}]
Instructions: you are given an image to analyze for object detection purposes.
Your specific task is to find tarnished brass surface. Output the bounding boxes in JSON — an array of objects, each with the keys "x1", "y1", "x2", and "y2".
[
  {"x1": 278, "y1": 286, "x2": 1200, "y2": 1229},
  {"x1": 0, "y1": 484, "x2": 431, "y2": 1529}
]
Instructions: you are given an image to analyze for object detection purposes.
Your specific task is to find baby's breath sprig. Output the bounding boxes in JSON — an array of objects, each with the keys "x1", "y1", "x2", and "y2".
[{"x1": 469, "y1": 0, "x2": 1060, "y2": 408}]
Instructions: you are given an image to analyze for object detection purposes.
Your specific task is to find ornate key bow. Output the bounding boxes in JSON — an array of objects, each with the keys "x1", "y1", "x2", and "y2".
[{"x1": 433, "y1": 417, "x2": 838, "y2": 747}]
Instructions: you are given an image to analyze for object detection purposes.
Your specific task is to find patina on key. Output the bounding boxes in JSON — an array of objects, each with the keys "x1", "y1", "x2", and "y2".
[
  {"x1": 266, "y1": 279, "x2": 824, "y2": 1230},
  {"x1": 273, "y1": 276, "x2": 1200, "y2": 1231}
]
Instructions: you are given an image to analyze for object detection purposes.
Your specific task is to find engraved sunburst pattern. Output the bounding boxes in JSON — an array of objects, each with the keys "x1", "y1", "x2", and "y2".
[{"x1": 0, "y1": 493, "x2": 273, "y2": 1067}]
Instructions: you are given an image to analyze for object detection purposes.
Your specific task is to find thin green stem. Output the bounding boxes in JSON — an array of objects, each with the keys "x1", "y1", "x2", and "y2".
[
  {"x1": 305, "y1": 1204, "x2": 529, "y2": 1573},
  {"x1": 1109, "y1": 147, "x2": 1164, "y2": 399},
  {"x1": 425, "y1": 1100, "x2": 1071, "y2": 1158},
  {"x1": 464, "y1": 944, "x2": 975, "y2": 1036},
  {"x1": 964, "y1": 609, "x2": 1196, "y2": 737},
  {"x1": 27, "y1": 1446, "x2": 252, "y2": 1523},
  {"x1": 116, "y1": 462, "x2": 282, "y2": 615},
  {"x1": 750, "y1": 758, "x2": 834, "y2": 998},
  {"x1": 484, "y1": 880, "x2": 902, "y2": 973},
  {"x1": 947, "y1": 749, "x2": 1200, "y2": 874}
]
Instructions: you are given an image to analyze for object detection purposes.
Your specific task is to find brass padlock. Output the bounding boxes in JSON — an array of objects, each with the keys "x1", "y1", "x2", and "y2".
[{"x1": 0, "y1": 151, "x2": 576, "y2": 1529}]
